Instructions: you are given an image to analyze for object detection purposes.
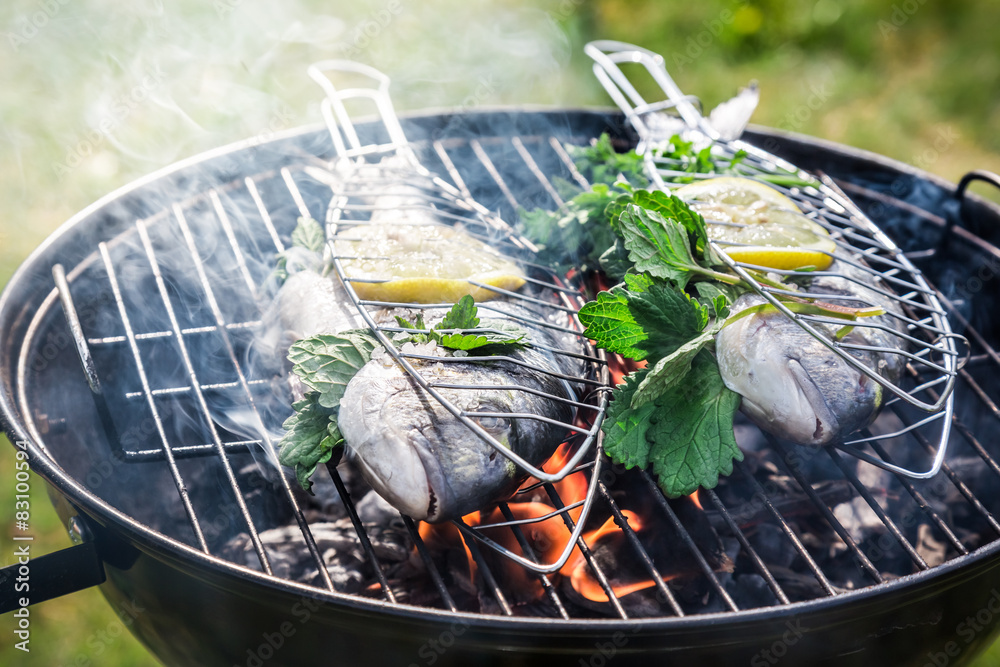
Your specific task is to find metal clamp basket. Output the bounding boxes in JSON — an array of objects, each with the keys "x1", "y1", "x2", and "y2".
[
  {"x1": 303, "y1": 61, "x2": 610, "y2": 573},
  {"x1": 585, "y1": 40, "x2": 965, "y2": 478}
]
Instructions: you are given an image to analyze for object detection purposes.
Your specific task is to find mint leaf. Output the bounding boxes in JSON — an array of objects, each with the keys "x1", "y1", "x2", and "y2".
[
  {"x1": 437, "y1": 295, "x2": 479, "y2": 330},
  {"x1": 646, "y1": 351, "x2": 743, "y2": 497},
  {"x1": 729, "y1": 149, "x2": 748, "y2": 170},
  {"x1": 278, "y1": 392, "x2": 342, "y2": 493},
  {"x1": 438, "y1": 321, "x2": 527, "y2": 352},
  {"x1": 601, "y1": 370, "x2": 656, "y2": 469},
  {"x1": 578, "y1": 287, "x2": 647, "y2": 360},
  {"x1": 693, "y1": 281, "x2": 742, "y2": 319},
  {"x1": 520, "y1": 182, "x2": 626, "y2": 272},
  {"x1": 623, "y1": 272, "x2": 654, "y2": 293},
  {"x1": 567, "y1": 134, "x2": 648, "y2": 187},
  {"x1": 394, "y1": 313, "x2": 430, "y2": 343},
  {"x1": 618, "y1": 204, "x2": 700, "y2": 288},
  {"x1": 288, "y1": 330, "x2": 379, "y2": 409},
  {"x1": 631, "y1": 190, "x2": 709, "y2": 258},
  {"x1": 629, "y1": 282, "x2": 709, "y2": 358},
  {"x1": 291, "y1": 216, "x2": 325, "y2": 253},
  {"x1": 394, "y1": 314, "x2": 425, "y2": 331},
  {"x1": 602, "y1": 352, "x2": 743, "y2": 498},
  {"x1": 630, "y1": 331, "x2": 713, "y2": 409},
  {"x1": 429, "y1": 298, "x2": 527, "y2": 352},
  {"x1": 598, "y1": 237, "x2": 633, "y2": 281}
]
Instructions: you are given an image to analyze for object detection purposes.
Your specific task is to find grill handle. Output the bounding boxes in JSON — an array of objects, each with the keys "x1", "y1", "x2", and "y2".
[
  {"x1": 955, "y1": 169, "x2": 1000, "y2": 229},
  {"x1": 0, "y1": 518, "x2": 106, "y2": 614}
]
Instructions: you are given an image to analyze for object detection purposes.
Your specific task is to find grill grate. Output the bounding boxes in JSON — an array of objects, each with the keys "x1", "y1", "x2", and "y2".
[{"x1": 35, "y1": 111, "x2": 1000, "y2": 620}]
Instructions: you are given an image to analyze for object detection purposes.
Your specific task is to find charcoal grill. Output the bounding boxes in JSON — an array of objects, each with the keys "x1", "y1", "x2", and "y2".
[{"x1": 3, "y1": 101, "x2": 1000, "y2": 666}]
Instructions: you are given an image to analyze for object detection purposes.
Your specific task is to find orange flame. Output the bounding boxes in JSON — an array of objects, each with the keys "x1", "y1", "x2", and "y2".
[
  {"x1": 414, "y1": 374, "x2": 709, "y2": 604},
  {"x1": 690, "y1": 489, "x2": 703, "y2": 511},
  {"x1": 558, "y1": 510, "x2": 667, "y2": 602}
]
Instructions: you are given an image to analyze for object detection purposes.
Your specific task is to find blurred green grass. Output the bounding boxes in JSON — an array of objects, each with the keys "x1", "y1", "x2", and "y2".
[{"x1": 1, "y1": 1, "x2": 999, "y2": 665}]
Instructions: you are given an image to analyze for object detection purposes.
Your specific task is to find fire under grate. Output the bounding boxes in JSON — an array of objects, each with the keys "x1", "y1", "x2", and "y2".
[{"x1": 26, "y1": 117, "x2": 1000, "y2": 621}]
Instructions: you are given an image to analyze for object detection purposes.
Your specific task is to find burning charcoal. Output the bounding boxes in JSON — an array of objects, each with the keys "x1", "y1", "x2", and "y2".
[
  {"x1": 558, "y1": 497, "x2": 734, "y2": 618},
  {"x1": 915, "y1": 523, "x2": 947, "y2": 567},
  {"x1": 767, "y1": 566, "x2": 848, "y2": 600},
  {"x1": 219, "y1": 518, "x2": 412, "y2": 593},
  {"x1": 730, "y1": 574, "x2": 780, "y2": 609},
  {"x1": 709, "y1": 477, "x2": 854, "y2": 531},
  {"x1": 833, "y1": 497, "x2": 886, "y2": 546},
  {"x1": 747, "y1": 523, "x2": 798, "y2": 570},
  {"x1": 356, "y1": 489, "x2": 401, "y2": 525}
]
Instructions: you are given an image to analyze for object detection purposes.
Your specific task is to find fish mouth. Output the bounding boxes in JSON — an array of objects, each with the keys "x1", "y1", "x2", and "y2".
[
  {"x1": 785, "y1": 358, "x2": 838, "y2": 445},
  {"x1": 739, "y1": 357, "x2": 839, "y2": 446},
  {"x1": 347, "y1": 427, "x2": 446, "y2": 522}
]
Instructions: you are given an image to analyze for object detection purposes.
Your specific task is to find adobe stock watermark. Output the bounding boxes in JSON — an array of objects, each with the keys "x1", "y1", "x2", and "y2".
[
  {"x1": 59, "y1": 598, "x2": 146, "y2": 663},
  {"x1": 918, "y1": 587, "x2": 1000, "y2": 667},
  {"x1": 750, "y1": 619, "x2": 807, "y2": 666},
  {"x1": 11, "y1": 440, "x2": 32, "y2": 653},
  {"x1": 337, "y1": 0, "x2": 405, "y2": 58},
  {"x1": 408, "y1": 620, "x2": 471, "y2": 666},
  {"x1": 52, "y1": 65, "x2": 168, "y2": 179},
  {"x1": 430, "y1": 74, "x2": 499, "y2": 141},
  {"x1": 878, "y1": 0, "x2": 930, "y2": 37},
  {"x1": 234, "y1": 596, "x2": 323, "y2": 667},
  {"x1": 670, "y1": 5, "x2": 743, "y2": 71},
  {"x1": 548, "y1": 0, "x2": 586, "y2": 23},
  {"x1": 777, "y1": 80, "x2": 832, "y2": 133},
  {"x1": 911, "y1": 125, "x2": 958, "y2": 172},
  {"x1": 576, "y1": 625, "x2": 643, "y2": 667},
  {"x1": 7, "y1": 0, "x2": 73, "y2": 52}
]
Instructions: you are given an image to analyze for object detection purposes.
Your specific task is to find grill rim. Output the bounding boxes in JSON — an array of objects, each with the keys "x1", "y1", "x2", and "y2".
[{"x1": 4, "y1": 108, "x2": 1000, "y2": 631}]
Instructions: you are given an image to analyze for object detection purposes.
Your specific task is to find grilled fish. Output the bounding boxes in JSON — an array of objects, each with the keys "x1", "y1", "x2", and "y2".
[
  {"x1": 338, "y1": 305, "x2": 579, "y2": 522},
  {"x1": 267, "y1": 156, "x2": 585, "y2": 522},
  {"x1": 715, "y1": 259, "x2": 905, "y2": 445}
]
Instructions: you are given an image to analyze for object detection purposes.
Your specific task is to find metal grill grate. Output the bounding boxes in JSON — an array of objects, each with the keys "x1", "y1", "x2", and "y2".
[{"x1": 33, "y1": 112, "x2": 1000, "y2": 620}]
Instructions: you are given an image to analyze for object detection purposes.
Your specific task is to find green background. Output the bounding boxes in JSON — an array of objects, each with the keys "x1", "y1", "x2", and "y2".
[{"x1": 1, "y1": 0, "x2": 999, "y2": 664}]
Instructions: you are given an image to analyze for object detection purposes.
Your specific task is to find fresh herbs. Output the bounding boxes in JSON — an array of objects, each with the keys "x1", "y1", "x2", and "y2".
[
  {"x1": 565, "y1": 133, "x2": 648, "y2": 187},
  {"x1": 290, "y1": 216, "x2": 325, "y2": 253},
  {"x1": 278, "y1": 329, "x2": 379, "y2": 492},
  {"x1": 274, "y1": 216, "x2": 327, "y2": 282},
  {"x1": 278, "y1": 296, "x2": 526, "y2": 492},
  {"x1": 655, "y1": 134, "x2": 747, "y2": 183},
  {"x1": 656, "y1": 134, "x2": 818, "y2": 188},
  {"x1": 525, "y1": 133, "x2": 867, "y2": 497},
  {"x1": 519, "y1": 183, "x2": 628, "y2": 274},
  {"x1": 393, "y1": 295, "x2": 527, "y2": 353},
  {"x1": 576, "y1": 191, "x2": 749, "y2": 496}
]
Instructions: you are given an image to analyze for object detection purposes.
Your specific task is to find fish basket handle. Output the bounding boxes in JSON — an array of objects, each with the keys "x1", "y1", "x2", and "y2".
[
  {"x1": 584, "y1": 40, "x2": 715, "y2": 143},
  {"x1": 307, "y1": 60, "x2": 412, "y2": 160}
]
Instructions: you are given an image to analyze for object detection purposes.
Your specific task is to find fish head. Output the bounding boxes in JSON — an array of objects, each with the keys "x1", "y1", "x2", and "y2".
[
  {"x1": 716, "y1": 309, "x2": 883, "y2": 446},
  {"x1": 338, "y1": 357, "x2": 533, "y2": 522}
]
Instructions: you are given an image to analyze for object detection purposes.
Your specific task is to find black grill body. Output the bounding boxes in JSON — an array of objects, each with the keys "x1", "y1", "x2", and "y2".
[{"x1": 3, "y1": 110, "x2": 1000, "y2": 666}]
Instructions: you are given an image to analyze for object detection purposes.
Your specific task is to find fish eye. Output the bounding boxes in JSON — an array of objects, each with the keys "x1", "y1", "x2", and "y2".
[{"x1": 476, "y1": 416, "x2": 509, "y2": 432}]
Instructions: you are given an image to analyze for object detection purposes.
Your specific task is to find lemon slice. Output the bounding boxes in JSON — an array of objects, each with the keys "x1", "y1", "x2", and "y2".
[
  {"x1": 722, "y1": 243, "x2": 835, "y2": 271},
  {"x1": 675, "y1": 176, "x2": 801, "y2": 212},
  {"x1": 676, "y1": 177, "x2": 834, "y2": 270},
  {"x1": 334, "y1": 223, "x2": 526, "y2": 303},
  {"x1": 709, "y1": 218, "x2": 836, "y2": 270}
]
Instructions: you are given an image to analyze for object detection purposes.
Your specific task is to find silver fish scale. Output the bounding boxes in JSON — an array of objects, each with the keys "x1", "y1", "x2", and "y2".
[
  {"x1": 585, "y1": 41, "x2": 966, "y2": 479},
  {"x1": 307, "y1": 61, "x2": 609, "y2": 573}
]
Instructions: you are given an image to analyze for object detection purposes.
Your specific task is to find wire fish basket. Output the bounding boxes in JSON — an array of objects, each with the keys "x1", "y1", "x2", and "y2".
[
  {"x1": 306, "y1": 61, "x2": 610, "y2": 573},
  {"x1": 584, "y1": 41, "x2": 965, "y2": 479}
]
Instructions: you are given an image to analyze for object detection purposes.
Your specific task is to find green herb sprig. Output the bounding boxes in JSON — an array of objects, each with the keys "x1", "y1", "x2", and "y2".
[{"x1": 277, "y1": 296, "x2": 526, "y2": 492}]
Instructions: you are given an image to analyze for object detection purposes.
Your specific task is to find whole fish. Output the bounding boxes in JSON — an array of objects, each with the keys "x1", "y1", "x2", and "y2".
[
  {"x1": 714, "y1": 259, "x2": 906, "y2": 446},
  {"x1": 266, "y1": 156, "x2": 586, "y2": 522},
  {"x1": 338, "y1": 305, "x2": 580, "y2": 522}
]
